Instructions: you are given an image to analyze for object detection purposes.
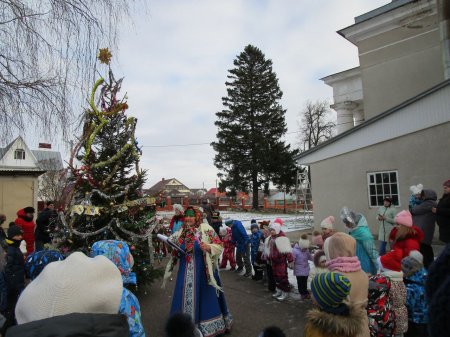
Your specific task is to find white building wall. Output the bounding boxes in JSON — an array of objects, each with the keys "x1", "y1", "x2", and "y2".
[{"x1": 308, "y1": 122, "x2": 450, "y2": 237}]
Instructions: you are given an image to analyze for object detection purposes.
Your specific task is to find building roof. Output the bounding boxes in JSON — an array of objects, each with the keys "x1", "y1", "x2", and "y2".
[
  {"x1": 354, "y1": 0, "x2": 413, "y2": 24},
  {"x1": 0, "y1": 136, "x2": 64, "y2": 173},
  {"x1": 32, "y1": 150, "x2": 64, "y2": 170},
  {"x1": 337, "y1": 0, "x2": 435, "y2": 45},
  {"x1": 147, "y1": 178, "x2": 176, "y2": 192},
  {"x1": 295, "y1": 79, "x2": 450, "y2": 165}
]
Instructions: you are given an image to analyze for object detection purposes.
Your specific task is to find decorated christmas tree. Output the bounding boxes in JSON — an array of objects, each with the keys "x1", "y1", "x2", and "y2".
[{"x1": 57, "y1": 48, "x2": 161, "y2": 288}]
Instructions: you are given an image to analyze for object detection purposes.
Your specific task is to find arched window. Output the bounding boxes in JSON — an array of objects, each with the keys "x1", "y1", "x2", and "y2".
[{"x1": 14, "y1": 149, "x2": 25, "y2": 160}]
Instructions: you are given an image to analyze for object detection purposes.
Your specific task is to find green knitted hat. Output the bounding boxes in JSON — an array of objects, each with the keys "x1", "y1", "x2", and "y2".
[{"x1": 311, "y1": 272, "x2": 351, "y2": 311}]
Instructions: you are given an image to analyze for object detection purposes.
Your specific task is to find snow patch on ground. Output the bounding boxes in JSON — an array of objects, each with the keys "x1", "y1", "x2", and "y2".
[{"x1": 157, "y1": 210, "x2": 313, "y2": 232}]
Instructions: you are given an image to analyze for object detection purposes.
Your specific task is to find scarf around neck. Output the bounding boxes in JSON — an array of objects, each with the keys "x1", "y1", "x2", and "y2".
[
  {"x1": 178, "y1": 222, "x2": 199, "y2": 263},
  {"x1": 326, "y1": 256, "x2": 362, "y2": 273}
]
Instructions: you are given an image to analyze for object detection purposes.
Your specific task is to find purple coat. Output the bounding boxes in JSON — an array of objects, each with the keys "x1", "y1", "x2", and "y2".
[{"x1": 292, "y1": 244, "x2": 312, "y2": 276}]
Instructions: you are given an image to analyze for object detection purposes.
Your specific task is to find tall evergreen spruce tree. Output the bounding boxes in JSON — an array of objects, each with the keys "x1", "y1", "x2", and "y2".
[
  {"x1": 212, "y1": 45, "x2": 298, "y2": 208},
  {"x1": 58, "y1": 49, "x2": 161, "y2": 288}
]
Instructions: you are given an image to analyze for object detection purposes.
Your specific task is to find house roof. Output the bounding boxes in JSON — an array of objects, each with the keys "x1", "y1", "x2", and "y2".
[
  {"x1": 295, "y1": 79, "x2": 450, "y2": 164},
  {"x1": 147, "y1": 178, "x2": 176, "y2": 191},
  {"x1": 205, "y1": 188, "x2": 227, "y2": 197},
  {"x1": 0, "y1": 136, "x2": 64, "y2": 172},
  {"x1": 32, "y1": 150, "x2": 64, "y2": 170},
  {"x1": 0, "y1": 141, "x2": 14, "y2": 160}
]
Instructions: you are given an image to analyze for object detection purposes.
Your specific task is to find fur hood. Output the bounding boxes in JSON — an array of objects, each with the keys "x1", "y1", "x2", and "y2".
[
  {"x1": 275, "y1": 236, "x2": 292, "y2": 254},
  {"x1": 304, "y1": 303, "x2": 365, "y2": 337}
]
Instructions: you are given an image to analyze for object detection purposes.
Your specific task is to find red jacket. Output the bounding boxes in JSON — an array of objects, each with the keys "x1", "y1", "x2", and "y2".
[
  {"x1": 389, "y1": 225, "x2": 423, "y2": 258},
  {"x1": 222, "y1": 229, "x2": 235, "y2": 251},
  {"x1": 15, "y1": 209, "x2": 35, "y2": 254}
]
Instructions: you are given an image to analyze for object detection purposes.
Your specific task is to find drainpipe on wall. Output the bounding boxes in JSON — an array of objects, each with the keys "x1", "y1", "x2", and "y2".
[{"x1": 438, "y1": 0, "x2": 450, "y2": 80}]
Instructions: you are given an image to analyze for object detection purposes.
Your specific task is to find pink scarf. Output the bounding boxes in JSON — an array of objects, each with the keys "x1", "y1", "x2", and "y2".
[{"x1": 326, "y1": 256, "x2": 361, "y2": 273}]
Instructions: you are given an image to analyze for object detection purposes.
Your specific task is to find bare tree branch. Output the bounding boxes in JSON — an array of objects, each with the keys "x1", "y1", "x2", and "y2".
[
  {"x1": 297, "y1": 100, "x2": 336, "y2": 152},
  {"x1": 0, "y1": 0, "x2": 141, "y2": 144}
]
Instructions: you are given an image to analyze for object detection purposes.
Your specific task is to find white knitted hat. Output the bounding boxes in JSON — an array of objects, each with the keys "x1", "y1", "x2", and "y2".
[
  {"x1": 15, "y1": 252, "x2": 122, "y2": 324},
  {"x1": 410, "y1": 184, "x2": 423, "y2": 195},
  {"x1": 270, "y1": 223, "x2": 281, "y2": 235},
  {"x1": 298, "y1": 235, "x2": 310, "y2": 249}
]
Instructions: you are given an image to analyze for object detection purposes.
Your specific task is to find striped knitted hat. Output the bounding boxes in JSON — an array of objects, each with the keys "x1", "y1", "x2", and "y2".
[{"x1": 311, "y1": 272, "x2": 351, "y2": 313}]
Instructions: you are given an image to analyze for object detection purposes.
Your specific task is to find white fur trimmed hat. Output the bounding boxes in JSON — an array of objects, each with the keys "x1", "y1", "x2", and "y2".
[
  {"x1": 173, "y1": 204, "x2": 184, "y2": 213},
  {"x1": 15, "y1": 252, "x2": 123, "y2": 324},
  {"x1": 410, "y1": 184, "x2": 423, "y2": 195},
  {"x1": 298, "y1": 235, "x2": 310, "y2": 249}
]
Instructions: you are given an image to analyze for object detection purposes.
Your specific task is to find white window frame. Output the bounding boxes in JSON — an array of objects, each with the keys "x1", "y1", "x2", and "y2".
[
  {"x1": 367, "y1": 170, "x2": 400, "y2": 208},
  {"x1": 14, "y1": 149, "x2": 25, "y2": 160}
]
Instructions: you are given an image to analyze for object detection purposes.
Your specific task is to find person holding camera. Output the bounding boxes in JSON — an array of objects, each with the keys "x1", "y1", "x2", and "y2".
[{"x1": 34, "y1": 201, "x2": 56, "y2": 251}]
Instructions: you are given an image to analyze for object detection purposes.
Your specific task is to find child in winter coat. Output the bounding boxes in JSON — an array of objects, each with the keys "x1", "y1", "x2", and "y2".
[
  {"x1": 265, "y1": 219, "x2": 293, "y2": 301},
  {"x1": 311, "y1": 231, "x2": 324, "y2": 250},
  {"x1": 379, "y1": 249, "x2": 408, "y2": 336},
  {"x1": 250, "y1": 221, "x2": 264, "y2": 280},
  {"x1": 292, "y1": 234, "x2": 312, "y2": 299},
  {"x1": 219, "y1": 227, "x2": 236, "y2": 271},
  {"x1": 324, "y1": 232, "x2": 370, "y2": 337},
  {"x1": 320, "y1": 216, "x2": 335, "y2": 242},
  {"x1": 367, "y1": 274, "x2": 395, "y2": 337},
  {"x1": 409, "y1": 184, "x2": 423, "y2": 211},
  {"x1": 389, "y1": 210, "x2": 423, "y2": 259},
  {"x1": 401, "y1": 251, "x2": 428, "y2": 337},
  {"x1": 304, "y1": 272, "x2": 366, "y2": 337},
  {"x1": 307, "y1": 250, "x2": 328, "y2": 291},
  {"x1": 3, "y1": 225, "x2": 25, "y2": 332},
  {"x1": 91, "y1": 240, "x2": 145, "y2": 337},
  {"x1": 14, "y1": 207, "x2": 35, "y2": 255},
  {"x1": 24, "y1": 250, "x2": 64, "y2": 280},
  {"x1": 169, "y1": 204, "x2": 184, "y2": 234}
]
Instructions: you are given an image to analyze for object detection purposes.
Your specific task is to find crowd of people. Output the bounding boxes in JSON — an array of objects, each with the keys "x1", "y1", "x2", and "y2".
[
  {"x1": 188, "y1": 180, "x2": 450, "y2": 337},
  {"x1": 0, "y1": 178, "x2": 448, "y2": 337}
]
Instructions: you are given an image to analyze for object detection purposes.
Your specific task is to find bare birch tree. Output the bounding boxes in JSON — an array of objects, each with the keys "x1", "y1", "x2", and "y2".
[
  {"x1": 297, "y1": 100, "x2": 336, "y2": 151},
  {"x1": 0, "y1": 0, "x2": 140, "y2": 143},
  {"x1": 37, "y1": 158, "x2": 67, "y2": 205}
]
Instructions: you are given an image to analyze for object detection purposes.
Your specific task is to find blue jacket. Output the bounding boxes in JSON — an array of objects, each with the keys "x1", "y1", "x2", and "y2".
[
  {"x1": 91, "y1": 240, "x2": 144, "y2": 337},
  {"x1": 230, "y1": 221, "x2": 250, "y2": 253},
  {"x1": 404, "y1": 268, "x2": 428, "y2": 324},
  {"x1": 249, "y1": 231, "x2": 263, "y2": 263}
]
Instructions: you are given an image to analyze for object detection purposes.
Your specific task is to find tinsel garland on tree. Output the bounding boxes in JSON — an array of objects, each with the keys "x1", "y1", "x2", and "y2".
[{"x1": 55, "y1": 48, "x2": 162, "y2": 289}]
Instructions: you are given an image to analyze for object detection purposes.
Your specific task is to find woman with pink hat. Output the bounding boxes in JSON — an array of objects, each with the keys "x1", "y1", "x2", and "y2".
[{"x1": 388, "y1": 210, "x2": 424, "y2": 259}]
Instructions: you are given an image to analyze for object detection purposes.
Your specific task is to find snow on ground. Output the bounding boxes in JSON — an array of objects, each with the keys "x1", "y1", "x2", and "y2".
[
  {"x1": 157, "y1": 210, "x2": 314, "y2": 232},
  {"x1": 157, "y1": 209, "x2": 315, "y2": 298}
]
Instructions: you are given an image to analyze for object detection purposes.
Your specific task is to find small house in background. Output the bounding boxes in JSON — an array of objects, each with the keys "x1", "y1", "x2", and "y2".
[
  {"x1": 204, "y1": 188, "x2": 227, "y2": 199},
  {"x1": 145, "y1": 178, "x2": 192, "y2": 204},
  {"x1": 0, "y1": 137, "x2": 63, "y2": 223},
  {"x1": 296, "y1": 0, "x2": 450, "y2": 235}
]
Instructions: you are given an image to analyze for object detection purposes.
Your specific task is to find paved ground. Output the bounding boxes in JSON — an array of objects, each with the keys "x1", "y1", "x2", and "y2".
[
  {"x1": 138, "y1": 260, "x2": 312, "y2": 337},
  {"x1": 138, "y1": 229, "x2": 446, "y2": 337}
]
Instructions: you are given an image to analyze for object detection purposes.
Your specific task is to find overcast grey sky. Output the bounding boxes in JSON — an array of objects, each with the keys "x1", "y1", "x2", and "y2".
[{"x1": 39, "y1": 1, "x2": 390, "y2": 189}]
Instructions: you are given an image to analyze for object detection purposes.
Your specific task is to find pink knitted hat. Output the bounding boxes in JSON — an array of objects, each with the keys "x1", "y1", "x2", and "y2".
[
  {"x1": 273, "y1": 218, "x2": 284, "y2": 226},
  {"x1": 270, "y1": 223, "x2": 281, "y2": 235},
  {"x1": 320, "y1": 216, "x2": 335, "y2": 230},
  {"x1": 395, "y1": 210, "x2": 413, "y2": 227}
]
